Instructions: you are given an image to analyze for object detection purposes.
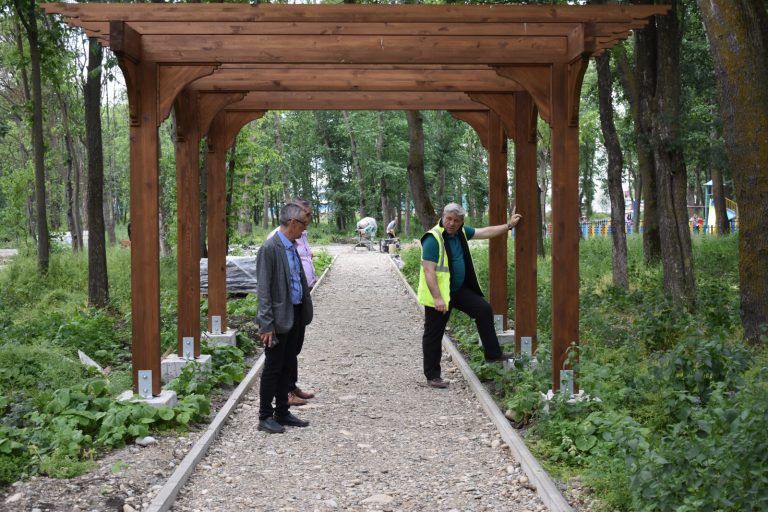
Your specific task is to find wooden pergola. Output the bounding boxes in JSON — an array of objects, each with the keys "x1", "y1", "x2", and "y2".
[{"x1": 43, "y1": 3, "x2": 668, "y2": 396}]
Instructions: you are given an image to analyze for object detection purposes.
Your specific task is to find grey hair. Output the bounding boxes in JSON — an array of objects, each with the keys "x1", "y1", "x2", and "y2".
[
  {"x1": 289, "y1": 197, "x2": 311, "y2": 210},
  {"x1": 443, "y1": 203, "x2": 466, "y2": 218},
  {"x1": 279, "y1": 203, "x2": 306, "y2": 226}
]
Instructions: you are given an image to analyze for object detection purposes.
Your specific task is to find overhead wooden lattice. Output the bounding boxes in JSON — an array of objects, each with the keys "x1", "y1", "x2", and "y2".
[
  {"x1": 41, "y1": 3, "x2": 669, "y2": 397},
  {"x1": 42, "y1": 3, "x2": 668, "y2": 116}
]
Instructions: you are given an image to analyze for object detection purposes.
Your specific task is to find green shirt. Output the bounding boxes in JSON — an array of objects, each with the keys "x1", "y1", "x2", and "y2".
[{"x1": 422, "y1": 226, "x2": 476, "y2": 292}]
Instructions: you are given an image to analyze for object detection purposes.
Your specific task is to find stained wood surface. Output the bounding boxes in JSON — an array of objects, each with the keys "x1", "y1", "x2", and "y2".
[
  {"x1": 514, "y1": 92, "x2": 539, "y2": 355},
  {"x1": 42, "y1": 3, "x2": 669, "y2": 394}
]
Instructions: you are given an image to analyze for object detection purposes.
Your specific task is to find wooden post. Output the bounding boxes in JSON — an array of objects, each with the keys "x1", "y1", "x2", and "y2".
[
  {"x1": 174, "y1": 90, "x2": 202, "y2": 357},
  {"x1": 550, "y1": 62, "x2": 583, "y2": 392},
  {"x1": 514, "y1": 92, "x2": 539, "y2": 355},
  {"x1": 206, "y1": 113, "x2": 228, "y2": 334},
  {"x1": 203, "y1": 109, "x2": 264, "y2": 335},
  {"x1": 487, "y1": 110, "x2": 509, "y2": 329},
  {"x1": 129, "y1": 60, "x2": 162, "y2": 395}
]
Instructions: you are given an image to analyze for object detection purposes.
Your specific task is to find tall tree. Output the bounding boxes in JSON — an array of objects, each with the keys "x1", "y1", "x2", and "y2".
[
  {"x1": 697, "y1": 0, "x2": 768, "y2": 344},
  {"x1": 616, "y1": 7, "x2": 662, "y2": 264},
  {"x1": 13, "y1": 0, "x2": 49, "y2": 273},
  {"x1": 596, "y1": 52, "x2": 629, "y2": 289},
  {"x1": 652, "y1": 0, "x2": 696, "y2": 309},
  {"x1": 405, "y1": 110, "x2": 437, "y2": 230},
  {"x1": 84, "y1": 36, "x2": 108, "y2": 307},
  {"x1": 709, "y1": 120, "x2": 729, "y2": 236},
  {"x1": 341, "y1": 110, "x2": 366, "y2": 218}
]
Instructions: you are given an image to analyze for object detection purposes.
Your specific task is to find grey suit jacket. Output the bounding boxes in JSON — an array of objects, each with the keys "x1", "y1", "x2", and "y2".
[{"x1": 255, "y1": 232, "x2": 314, "y2": 334}]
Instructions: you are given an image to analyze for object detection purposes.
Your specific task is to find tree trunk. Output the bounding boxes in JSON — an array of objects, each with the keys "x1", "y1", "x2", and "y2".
[
  {"x1": 537, "y1": 183, "x2": 545, "y2": 258},
  {"x1": 272, "y1": 113, "x2": 289, "y2": 203},
  {"x1": 342, "y1": 110, "x2": 366, "y2": 218},
  {"x1": 376, "y1": 113, "x2": 390, "y2": 225},
  {"x1": 538, "y1": 142, "x2": 551, "y2": 256},
  {"x1": 199, "y1": 147, "x2": 208, "y2": 258},
  {"x1": 84, "y1": 38, "x2": 109, "y2": 308},
  {"x1": 697, "y1": 0, "x2": 768, "y2": 344},
  {"x1": 466, "y1": 140, "x2": 478, "y2": 220},
  {"x1": 616, "y1": 9, "x2": 662, "y2": 263},
  {"x1": 404, "y1": 187, "x2": 411, "y2": 237},
  {"x1": 55, "y1": 90, "x2": 82, "y2": 251},
  {"x1": 262, "y1": 165, "x2": 271, "y2": 230},
  {"x1": 435, "y1": 111, "x2": 446, "y2": 207},
  {"x1": 225, "y1": 142, "x2": 237, "y2": 250},
  {"x1": 237, "y1": 173, "x2": 252, "y2": 236},
  {"x1": 103, "y1": 92, "x2": 117, "y2": 245},
  {"x1": 596, "y1": 52, "x2": 629, "y2": 289},
  {"x1": 405, "y1": 110, "x2": 437, "y2": 230},
  {"x1": 652, "y1": 0, "x2": 696, "y2": 310},
  {"x1": 15, "y1": 0, "x2": 49, "y2": 273}
]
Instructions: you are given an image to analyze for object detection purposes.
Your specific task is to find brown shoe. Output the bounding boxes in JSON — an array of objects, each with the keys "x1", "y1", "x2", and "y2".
[
  {"x1": 288, "y1": 392, "x2": 307, "y2": 406},
  {"x1": 293, "y1": 387, "x2": 315, "y2": 400},
  {"x1": 427, "y1": 377, "x2": 449, "y2": 388}
]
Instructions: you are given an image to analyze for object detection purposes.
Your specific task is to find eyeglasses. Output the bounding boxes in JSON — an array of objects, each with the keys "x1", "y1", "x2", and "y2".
[{"x1": 291, "y1": 218, "x2": 308, "y2": 227}]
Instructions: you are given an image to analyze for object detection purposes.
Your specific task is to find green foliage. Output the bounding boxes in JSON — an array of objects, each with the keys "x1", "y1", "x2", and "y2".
[{"x1": 400, "y1": 233, "x2": 763, "y2": 511}]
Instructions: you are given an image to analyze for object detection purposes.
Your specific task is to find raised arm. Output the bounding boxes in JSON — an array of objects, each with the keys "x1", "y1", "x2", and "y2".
[{"x1": 473, "y1": 207, "x2": 522, "y2": 240}]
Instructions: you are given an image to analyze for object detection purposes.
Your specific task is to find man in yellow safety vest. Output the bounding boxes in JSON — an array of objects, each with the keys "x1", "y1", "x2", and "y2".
[{"x1": 417, "y1": 203, "x2": 522, "y2": 388}]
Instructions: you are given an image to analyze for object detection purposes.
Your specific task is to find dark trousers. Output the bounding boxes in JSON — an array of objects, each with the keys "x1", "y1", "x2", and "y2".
[
  {"x1": 422, "y1": 287, "x2": 503, "y2": 380},
  {"x1": 259, "y1": 304, "x2": 302, "y2": 420},
  {"x1": 288, "y1": 321, "x2": 306, "y2": 392}
]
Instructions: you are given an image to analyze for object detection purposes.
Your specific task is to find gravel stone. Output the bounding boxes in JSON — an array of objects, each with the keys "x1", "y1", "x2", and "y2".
[{"x1": 173, "y1": 251, "x2": 545, "y2": 511}]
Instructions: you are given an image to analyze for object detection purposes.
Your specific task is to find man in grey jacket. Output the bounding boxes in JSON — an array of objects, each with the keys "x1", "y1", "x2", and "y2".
[{"x1": 255, "y1": 203, "x2": 314, "y2": 434}]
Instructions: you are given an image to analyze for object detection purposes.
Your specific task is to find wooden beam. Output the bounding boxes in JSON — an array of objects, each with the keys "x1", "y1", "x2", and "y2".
[
  {"x1": 89, "y1": 21, "x2": 587, "y2": 37},
  {"x1": 230, "y1": 91, "x2": 487, "y2": 111},
  {"x1": 140, "y1": 35, "x2": 567, "y2": 64},
  {"x1": 42, "y1": 4, "x2": 671, "y2": 24},
  {"x1": 206, "y1": 113, "x2": 228, "y2": 335},
  {"x1": 129, "y1": 61, "x2": 161, "y2": 396},
  {"x1": 550, "y1": 62, "x2": 582, "y2": 393},
  {"x1": 203, "y1": 110, "x2": 264, "y2": 336},
  {"x1": 174, "y1": 89, "x2": 202, "y2": 358},
  {"x1": 487, "y1": 110, "x2": 509, "y2": 329},
  {"x1": 188, "y1": 67, "x2": 523, "y2": 93},
  {"x1": 513, "y1": 92, "x2": 539, "y2": 356},
  {"x1": 109, "y1": 20, "x2": 141, "y2": 64}
]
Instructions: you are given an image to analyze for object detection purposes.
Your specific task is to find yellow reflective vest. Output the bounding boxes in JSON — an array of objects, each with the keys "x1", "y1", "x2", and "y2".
[{"x1": 417, "y1": 223, "x2": 474, "y2": 309}]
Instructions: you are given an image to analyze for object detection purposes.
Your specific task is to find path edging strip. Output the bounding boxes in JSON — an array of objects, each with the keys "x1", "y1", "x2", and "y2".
[
  {"x1": 146, "y1": 253, "x2": 338, "y2": 512},
  {"x1": 386, "y1": 254, "x2": 573, "y2": 512}
]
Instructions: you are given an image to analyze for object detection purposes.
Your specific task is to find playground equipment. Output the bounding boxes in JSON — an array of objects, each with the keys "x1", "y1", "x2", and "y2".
[
  {"x1": 703, "y1": 180, "x2": 738, "y2": 234},
  {"x1": 354, "y1": 217, "x2": 377, "y2": 250}
]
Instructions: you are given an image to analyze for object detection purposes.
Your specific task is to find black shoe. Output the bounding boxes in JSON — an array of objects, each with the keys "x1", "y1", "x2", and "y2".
[
  {"x1": 275, "y1": 412, "x2": 309, "y2": 427},
  {"x1": 427, "y1": 377, "x2": 449, "y2": 388},
  {"x1": 258, "y1": 417, "x2": 286, "y2": 434},
  {"x1": 485, "y1": 351, "x2": 515, "y2": 363}
]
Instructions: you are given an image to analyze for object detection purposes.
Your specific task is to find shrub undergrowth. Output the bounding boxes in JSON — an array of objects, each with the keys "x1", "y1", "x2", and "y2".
[{"x1": 401, "y1": 232, "x2": 765, "y2": 511}]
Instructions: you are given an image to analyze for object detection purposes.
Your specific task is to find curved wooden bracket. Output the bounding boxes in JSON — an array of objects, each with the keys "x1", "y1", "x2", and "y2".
[
  {"x1": 116, "y1": 57, "x2": 140, "y2": 126},
  {"x1": 468, "y1": 93, "x2": 516, "y2": 140},
  {"x1": 207, "y1": 109, "x2": 266, "y2": 153},
  {"x1": 449, "y1": 111, "x2": 489, "y2": 150},
  {"x1": 567, "y1": 57, "x2": 589, "y2": 127},
  {"x1": 158, "y1": 64, "x2": 217, "y2": 125},
  {"x1": 198, "y1": 92, "x2": 246, "y2": 137},
  {"x1": 494, "y1": 65, "x2": 551, "y2": 125}
]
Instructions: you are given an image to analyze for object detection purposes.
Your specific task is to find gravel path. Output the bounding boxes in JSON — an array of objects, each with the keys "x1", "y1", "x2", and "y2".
[{"x1": 173, "y1": 249, "x2": 544, "y2": 512}]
